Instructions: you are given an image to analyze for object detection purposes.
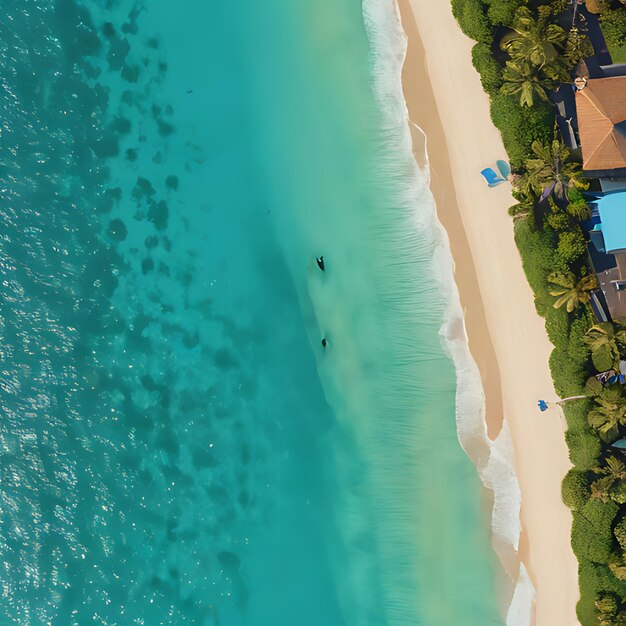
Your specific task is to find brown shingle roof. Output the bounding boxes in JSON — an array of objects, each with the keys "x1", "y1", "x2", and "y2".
[{"x1": 575, "y1": 76, "x2": 626, "y2": 171}]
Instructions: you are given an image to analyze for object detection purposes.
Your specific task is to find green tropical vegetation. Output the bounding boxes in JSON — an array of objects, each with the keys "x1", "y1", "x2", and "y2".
[
  {"x1": 584, "y1": 0, "x2": 626, "y2": 62},
  {"x1": 585, "y1": 323, "x2": 626, "y2": 372},
  {"x1": 451, "y1": 0, "x2": 626, "y2": 623},
  {"x1": 600, "y1": 7, "x2": 626, "y2": 63},
  {"x1": 549, "y1": 271, "x2": 597, "y2": 312}
]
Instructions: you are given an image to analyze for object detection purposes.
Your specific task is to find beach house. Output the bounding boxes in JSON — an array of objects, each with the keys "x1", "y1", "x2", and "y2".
[
  {"x1": 588, "y1": 192, "x2": 626, "y2": 319},
  {"x1": 574, "y1": 73, "x2": 626, "y2": 320},
  {"x1": 575, "y1": 75, "x2": 626, "y2": 180}
]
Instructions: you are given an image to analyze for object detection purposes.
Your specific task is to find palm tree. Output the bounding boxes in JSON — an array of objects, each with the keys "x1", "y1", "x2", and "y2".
[
  {"x1": 500, "y1": 7, "x2": 569, "y2": 78},
  {"x1": 584, "y1": 323, "x2": 626, "y2": 372},
  {"x1": 565, "y1": 27, "x2": 594, "y2": 65},
  {"x1": 600, "y1": 456, "x2": 626, "y2": 480},
  {"x1": 591, "y1": 475, "x2": 614, "y2": 502},
  {"x1": 517, "y1": 139, "x2": 588, "y2": 204},
  {"x1": 548, "y1": 271, "x2": 597, "y2": 312},
  {"x1": 596, "y1": 594, "x2": 619, "y2": 626},
  {"x1": 588, "y1": 386, "x2": 626, "y2": 441},
  {"x1": 566, "y1": 197, "x2": 591, "y2": 220},
  {"x1": 589, "y1": 457, "x2": 626, "y2": 505},
  {"x1": 500, "y1": 60, "x2": 555, "y2": 107},
  {"x1": 609, "y1": 552, "x2": 626, "y2": 582}
]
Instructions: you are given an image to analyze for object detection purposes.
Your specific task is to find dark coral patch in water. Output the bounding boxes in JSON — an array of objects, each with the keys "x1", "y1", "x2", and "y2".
[
  {"x1": 121, "y1": 64, "x2": 140, "y2": 83},
  {"x1": 97, "y1": 187, "x2": 122, "y2": 214},
  {"x1": 141, "y1": 258, "x2": 154, "y2": 274},
  {"x1": 79, "y1": 59, "x2": 101, "y2": 80},
  {"x1": 126, "y1": 148, "x2": 137, "y2": 162},
  {"x1": 144, "y1": 235, "x2": 158, "y2": 249},
  {"x1": 55, "y1": 0, "x2": 102, "y2": 61},
  {"x1": 107, "y1": 37, "x2": 130, "y2": 71},
  {"x1": 165, "y1": 175, "x2": 179, "y2": 190},
  {"x1": 132, "y1": 177, "x2": 156, "y2": 200},
  {"x1": 157, "y1": 119, "x2": 175, "y2": 136},
  {"x1": 121, "y1": 89, "x2": 135, "y2": 106},
  {"x1": 214, "y1": 348, "x2": 237, "y2": 371},
  {"x1": 122, "y1": 21, "x2": 138, "y2": 36},
  {"x1": 107, "y1": 218, "x2": 127, "y2": 241},
  {"x1": 148, "y1": 200, "x2": 168, "y2": 231},
  {"x1": 93, "y1": 136, "x2": 119, "y2": 158},
  {"x1": 217, "y1": 551, "x2": 241, "y2": 572},
  {"x1": 110, "y1": 116, "x2": 131, "y2": 135},
  {"x1": 191, "y1": 446, "x2": 218, "y2": 468},
  {"x1": 182, "y1": 332, "x2": 199, "y2": 349},
  {"x1": 102, "y1": 22, "x2": 116, "y2": 39}
]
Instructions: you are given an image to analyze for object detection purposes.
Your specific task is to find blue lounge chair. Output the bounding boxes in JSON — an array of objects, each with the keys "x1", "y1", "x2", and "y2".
[
  {"x1": 496, "y1": 160, "x2": 511, "y2": 179},
  {"x1": 480, "y1": 167, "x2": 505, "y2": 187}
]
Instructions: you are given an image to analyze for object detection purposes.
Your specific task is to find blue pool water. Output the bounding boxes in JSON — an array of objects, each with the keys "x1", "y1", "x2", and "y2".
[{"x1": 0, "y1": 1, "x2": 504, "y2": 624}]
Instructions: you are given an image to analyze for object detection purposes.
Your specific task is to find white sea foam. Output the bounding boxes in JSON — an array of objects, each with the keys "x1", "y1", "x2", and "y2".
[{"x1": 360, "y1": 0, "x2": 535, "y2": 623}]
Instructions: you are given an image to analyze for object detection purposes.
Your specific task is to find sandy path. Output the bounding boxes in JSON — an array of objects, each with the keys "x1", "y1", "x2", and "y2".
[{"x1": 396, "y1": 1, "x2": 580, "y2": 624}]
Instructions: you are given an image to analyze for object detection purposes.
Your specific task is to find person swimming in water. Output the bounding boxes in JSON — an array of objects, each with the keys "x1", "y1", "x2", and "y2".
[
  {"x1": 321, "y1": 337, "x2": 328, "y2": 349},
  {"x1": 316, "y1": 256, "x2": 325, "y2": 271}
]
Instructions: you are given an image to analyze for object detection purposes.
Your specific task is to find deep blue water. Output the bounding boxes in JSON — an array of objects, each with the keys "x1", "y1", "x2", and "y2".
[{"x1": 0, "y1": 1, "x2": 503, "y2": 625}]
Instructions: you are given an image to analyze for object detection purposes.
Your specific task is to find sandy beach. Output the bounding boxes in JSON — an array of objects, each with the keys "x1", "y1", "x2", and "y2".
[{"x1": 396, "y1": 1, "x2": 580, "y2": 624}]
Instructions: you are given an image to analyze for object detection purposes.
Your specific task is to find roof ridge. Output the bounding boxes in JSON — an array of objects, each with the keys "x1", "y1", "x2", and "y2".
[
  {"x1": 584, "y1": 85, "x2": 610, "y2": 121},
  {"x1": 585, "y1": 125, "x2": 616, "y2": 166}
]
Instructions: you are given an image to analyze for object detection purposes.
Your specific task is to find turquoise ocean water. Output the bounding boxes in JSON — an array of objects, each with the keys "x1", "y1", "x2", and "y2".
[{"x1": 0, "y1": 1, "x2": 505, "y2": 624}]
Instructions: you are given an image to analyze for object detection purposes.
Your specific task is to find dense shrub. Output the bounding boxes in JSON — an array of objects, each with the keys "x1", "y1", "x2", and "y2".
[
  {"x1": 514, "y1": 217, "x2": 563, "y2": 308},
  {"x1": 571, "y1": 499, "x2": 619, "y2": 563},
  {"x1": 609, "y1": 550, "x2": 626, "y2": 581},
  {"x1": 484, "y1": 0, "x2": 526, "y2": 25},
  {"x1": 577, "y1": 567, "x2": 599, "y2": 626},
  {"x1": 563, "y1": 397, "x2": 593, "y2": 432},
  {"x1": 471, "y1": 43, "x2": 502, "y2": 96},
  {"x1": 600, "y1": 8, "x2": 626, "y2": 63},
  {"x1": 577, "y1": 559, "x2": 626, "y2": 625},
  {"x1": 557, "y1": 229, "x2": 588, "y2": 265},
  {"x1": 568, "y1": 313, "x2": 592, "y2": 363},
  {"x1": 490, "y1": 93, "x2": 554, "y2": 167},
  {"x1": 566, "y1": 430, "x2": 603, "y2": 470},
  {"x1": 546, "y1": 209, "x2": 571, "y2": 232},
  {"x1": 451, "y1": 0, "x2": 492, "y2": 43},
  {"x1": 586, "y1": 0, "x2": 611, "y2": 14},
  {"x1": 545, "y1": 306, "x2": 570, "y2": 348},
  {"x1": 615, "y1": 518, "x2": 626, "y2": 553},
  {"x1": 550, "y1": 347, "x2": 587, "y2": 396},
  {"x1": 592, "y1": 561, "x2": 626, "y2": 597},
  {"x1": 563, "y1": 469, "x2": 592, "y2": 511}
]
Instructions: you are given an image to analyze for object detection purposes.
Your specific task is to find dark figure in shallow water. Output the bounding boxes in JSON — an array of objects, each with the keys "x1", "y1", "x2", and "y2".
[
  {"x1": 316, "y1": 256, "x2": 325, "y2": 271},
  {"x1": 321, "y1": 338, "x2": 328, "y2": 349}
]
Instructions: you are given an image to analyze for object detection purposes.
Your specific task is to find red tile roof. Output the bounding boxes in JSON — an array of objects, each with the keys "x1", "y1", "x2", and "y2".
[{"x1": 575, "y1": 76, "x2": 626, "y2": 171}]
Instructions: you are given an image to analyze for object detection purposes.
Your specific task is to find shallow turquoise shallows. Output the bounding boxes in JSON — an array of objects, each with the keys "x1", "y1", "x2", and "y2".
[{"x1": 0, "y1": 1, "x2": 503, "y2": 625}]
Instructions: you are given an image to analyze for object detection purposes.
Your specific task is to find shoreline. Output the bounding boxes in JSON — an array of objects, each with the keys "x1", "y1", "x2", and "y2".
[
  {"x1": 395, "y1": 1, "x2": 505, "y2": 442},
  {"x1": 396, "y1": 1, "x2": 580, "y2": 625}
]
